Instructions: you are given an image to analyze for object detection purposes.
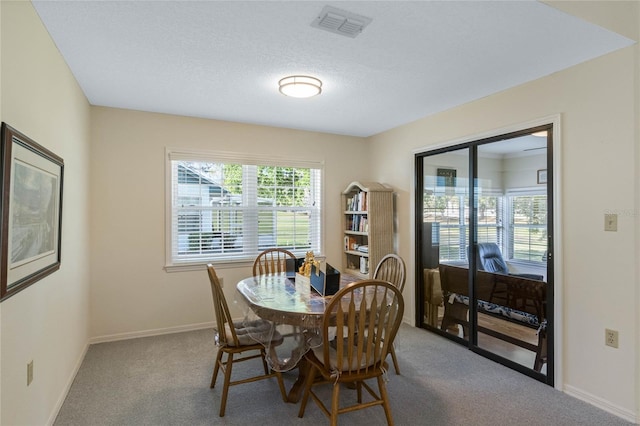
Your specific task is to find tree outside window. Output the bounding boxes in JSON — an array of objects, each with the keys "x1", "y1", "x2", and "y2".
[{"x1": 170, "y1": 158, "x2": 321, "y2": 265}]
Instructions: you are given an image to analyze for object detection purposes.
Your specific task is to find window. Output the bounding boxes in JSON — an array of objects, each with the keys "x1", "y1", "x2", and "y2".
[
  {"x1": 424, "y1": 190, "x2": 502, "y2": 262},
  {"x1": 166, "y1": 150, "x2": 322, "y2": 267},
  {"x1": 507, "y1": 192, "x2": 547, "y2": 263},
  {"x1": 477, "y1": 194, "x2": 503, "y2": 246},
  {"x1": 426, "y1": 191, "x2": 545, "y2": 265}
]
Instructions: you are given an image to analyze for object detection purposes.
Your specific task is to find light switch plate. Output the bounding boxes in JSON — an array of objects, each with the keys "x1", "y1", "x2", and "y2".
[{"x1": 605, "y1": 214, "x2": 617, "y2": 232}]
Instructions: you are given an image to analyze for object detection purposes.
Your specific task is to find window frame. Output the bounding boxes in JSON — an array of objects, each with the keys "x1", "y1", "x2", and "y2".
[
  {"x1": 431, "y1": 189, "x2": 547, "y2": 267},
  {"x1": 164, "y1": 148, "x2": 325, "y2": 272},
  {"x1": 424, "y1": 189, "x2": 503, "y2": 263},
  {"x1": 504, "y1": 188, "x2": 547, "y2": 267}
]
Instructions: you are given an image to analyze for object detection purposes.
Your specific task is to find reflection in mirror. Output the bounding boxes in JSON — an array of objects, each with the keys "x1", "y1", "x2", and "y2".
[
  {"x1": 419, "y1": 132, "x2": 549, "y2": 376},
  {"x1": 475, "y1": 134, "x2": 548, "y2": 375},
  {"x1": 421, "y1": 148, "x2": 470, "y2": 343}
]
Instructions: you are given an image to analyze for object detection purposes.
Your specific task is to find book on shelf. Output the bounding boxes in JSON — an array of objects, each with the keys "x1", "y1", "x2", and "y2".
[
  {"x1": 346, "y1": 191, "x2": 368, "y2": 211},
  {"x1": 359, "y1": 191, "x2": 367, "y2": 211},
  {"x1": 344, "y1": 236, "x2": 357, "y2": 251},
  {"x1": 342, "y1": 181, "x2": 394, "y2": 279},
  {"x1": 346, "y1": 215, "x2": 369, "y2": 232}
]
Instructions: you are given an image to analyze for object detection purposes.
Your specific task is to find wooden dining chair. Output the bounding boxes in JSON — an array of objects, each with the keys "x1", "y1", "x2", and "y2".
[
  {"x1": 297, "y1": 279, "x2": 404, "y2": 426},
  {"x1": 373, "y1": 253, "x2": 406, "y2": 374},
  {"x1": 207, "y1": 264, "x2": 287, "y2": 416},
  {"x1": 252, "y1": 248, "x2": 296, "y2": 276}
]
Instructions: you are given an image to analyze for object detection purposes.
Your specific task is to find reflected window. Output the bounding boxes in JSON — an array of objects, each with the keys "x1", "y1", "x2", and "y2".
[{"x1": 507, "y1": 192, "x2": 547, "y2": 263}]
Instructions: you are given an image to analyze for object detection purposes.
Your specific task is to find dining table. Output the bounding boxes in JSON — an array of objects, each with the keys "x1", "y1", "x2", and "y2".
[{"x1": 235, "y1": 272, "x2": 360, "y2": 402}]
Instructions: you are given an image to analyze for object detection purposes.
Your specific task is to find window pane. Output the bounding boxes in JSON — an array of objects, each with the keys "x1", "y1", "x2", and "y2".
[
  {"x1": 425, "y1": 195, "x2": 465, "y2": 261},
  {"x1": 170, "y1": 158, "x2": 321, "y2": 264},
  {"x1": 477, "y1": 195, "x2": 501, "y2": 245},
  {"x1": 510, "y1": 194, "x2": 547, "y2": 262}
]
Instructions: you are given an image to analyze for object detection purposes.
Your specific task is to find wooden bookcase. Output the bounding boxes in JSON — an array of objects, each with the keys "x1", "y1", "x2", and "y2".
[{"x1": 341, "y1": 181, "x2": 394, "y2": 279}]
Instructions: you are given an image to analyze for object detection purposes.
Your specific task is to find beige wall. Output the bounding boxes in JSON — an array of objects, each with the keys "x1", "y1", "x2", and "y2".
[
  {"x1": 1, "y1": 0, "x2": 638, "y2": 424},
  {"x1": 89, "y1": 107, "x2": 370, "y2": 339},
  {"x1": 369, "y1": 13, "x2": 639, "y2": 423},
  {"x1": 0, "y1": 2, "x2": 92, "y2": 425}
]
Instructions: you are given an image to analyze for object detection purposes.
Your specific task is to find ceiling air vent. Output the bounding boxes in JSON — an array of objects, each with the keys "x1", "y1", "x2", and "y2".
[{"x1": 311, "y1": 6, "x2": 372, "y2": 38}]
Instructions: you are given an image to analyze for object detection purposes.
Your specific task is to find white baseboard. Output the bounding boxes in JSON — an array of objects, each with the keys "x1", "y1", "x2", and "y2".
[
  {"x1": 46, "y1": 341, "x2": 90, "y2": 426},
  {"x1": 89, "y1": 321, "x2": 215, "y2": 344},
  {"x1": 564, "y1": 384, "x2": 638, "y2": 424}
]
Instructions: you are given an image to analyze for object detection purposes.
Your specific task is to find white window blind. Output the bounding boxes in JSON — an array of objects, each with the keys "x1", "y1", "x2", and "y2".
[
  {"x1": 167, "y1": 150, "x2": 322, "y2": 266},
  {"x1": 423, "y1": 192, "x2": 502, "y2": 262},
  {"x1": 507, "y1": 193, "x2": 547, "y2": 263}
]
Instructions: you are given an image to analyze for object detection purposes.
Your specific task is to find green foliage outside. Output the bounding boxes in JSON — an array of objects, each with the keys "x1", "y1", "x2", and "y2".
[
  {"x1": 180, "y1": 162, "x2": 313, "y2": 251},
  {"x1": 223, "y1": 164, "x2": 311, "y2": 206}
]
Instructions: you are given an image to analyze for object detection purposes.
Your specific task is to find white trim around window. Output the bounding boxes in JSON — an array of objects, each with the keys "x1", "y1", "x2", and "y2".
[{"x1": 164, "y1": 147, "x2": 325, "y2": 272}]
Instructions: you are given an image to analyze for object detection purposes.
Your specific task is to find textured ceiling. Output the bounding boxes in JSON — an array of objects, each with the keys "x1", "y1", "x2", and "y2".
[{"x1": 32, "y1": 1, "x2": 633, "y2": 137}]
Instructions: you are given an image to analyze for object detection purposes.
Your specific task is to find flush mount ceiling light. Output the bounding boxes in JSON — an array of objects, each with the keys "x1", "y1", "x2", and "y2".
[{"x1": 278, "y1": 75, "x2": 322, "y2": 98}]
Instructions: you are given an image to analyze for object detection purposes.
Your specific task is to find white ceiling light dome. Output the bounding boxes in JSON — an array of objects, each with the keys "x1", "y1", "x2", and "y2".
[{"x1": 278, "y1": 75, "x2": 322, "y2": 98}]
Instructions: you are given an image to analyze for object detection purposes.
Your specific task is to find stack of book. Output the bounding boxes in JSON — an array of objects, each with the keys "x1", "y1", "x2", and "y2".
[
  {"x1": 346, "y1": 191, "x2": 368, "y2": 211},
  {"x1": 347, "y1": 215, "x2": 369, "y2": 232},
  {"x1": 344, "y1": 236, "x2": 357, "y2": 251}
]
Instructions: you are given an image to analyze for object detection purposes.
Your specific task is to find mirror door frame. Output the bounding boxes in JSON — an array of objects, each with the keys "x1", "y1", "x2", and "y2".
[{"x1": 413, "y1": 115, "x2": 561, "y2": 387}]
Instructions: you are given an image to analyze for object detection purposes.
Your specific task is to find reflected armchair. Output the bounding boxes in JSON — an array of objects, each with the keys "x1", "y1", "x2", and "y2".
[
  {"x1": 471, "y1": 243, "x2": 543, "y2": 281},
  {"x1": 470, "y1": 243, "x2": 543, "y2": 305}
]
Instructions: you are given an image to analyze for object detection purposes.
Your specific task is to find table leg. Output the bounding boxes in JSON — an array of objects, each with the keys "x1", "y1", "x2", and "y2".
[{"x1": 286, "y1": 358, "x2": 311, "y2": 403}]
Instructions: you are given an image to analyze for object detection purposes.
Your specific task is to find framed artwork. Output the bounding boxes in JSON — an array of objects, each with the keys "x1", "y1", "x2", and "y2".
[
  {"x1": 537, "y1": 169, "x2": 548, "y2": 184},
  {"x1": 437, "y1": 168, "x2": 456, "y2": 186},
  {"x1": 0, "y1": 123, "x2": 64, "y2": 301},
  {"x1": 437, "y1": 168, "x2": 456, "y2": 194}
]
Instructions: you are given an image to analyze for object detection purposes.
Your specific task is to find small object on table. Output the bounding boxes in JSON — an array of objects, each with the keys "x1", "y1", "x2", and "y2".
[{"x1": 310, "y1": 263, "x2": 341, "y2": 296}]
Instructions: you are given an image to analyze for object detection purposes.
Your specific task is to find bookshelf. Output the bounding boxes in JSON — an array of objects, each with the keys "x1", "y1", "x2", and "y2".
[{"x1": 342, "y1": 181, "x2": 394, "y2": 279}]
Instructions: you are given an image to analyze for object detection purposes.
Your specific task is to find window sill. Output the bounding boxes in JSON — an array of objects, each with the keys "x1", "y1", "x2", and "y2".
[
  {"x1": 164, "y1": 259, "x2": 253, "y2": 273},
  {"x1": 164, "y1": 254, "x2": 326, "y2": 273}
]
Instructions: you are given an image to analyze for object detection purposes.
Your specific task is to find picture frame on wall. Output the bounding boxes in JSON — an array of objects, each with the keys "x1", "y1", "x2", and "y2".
[
  {"x1": 537, "y1": 169, "x2": 548, "y2": 184},
  {"x1": 0, "y1": 123, "x2": 64, "y2": 301},
  {"x1": 437, "y1": 168, "x2": 456, "y2": 195}
]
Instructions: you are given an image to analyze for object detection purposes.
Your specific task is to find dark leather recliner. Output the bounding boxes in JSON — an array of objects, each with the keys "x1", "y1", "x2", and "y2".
[{"x1": 470, "y1": 243, "x2": 544, "y2": 281}]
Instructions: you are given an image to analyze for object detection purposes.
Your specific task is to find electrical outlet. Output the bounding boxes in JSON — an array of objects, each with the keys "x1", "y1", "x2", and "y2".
[
  {"x1": 605, "y1": 329, "x2": 618, "y2": 348},
  {"x1": 605, "y1": 214, "x2": 618, "y2": 232},
  {"x1": 27, "y1": 361, "x2": 33, "y2": 386}
]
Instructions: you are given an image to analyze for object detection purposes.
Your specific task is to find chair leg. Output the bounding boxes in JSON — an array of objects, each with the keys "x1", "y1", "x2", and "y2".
[
  {"x1": 276, "y1": 371, "x2": 288, "y2": 402},
  {"x1": 210, "y1": 349, "x2": 224, "y2": 388},
  {"x1": 390, "y1": 346, "x2": 400, "y2": 375},
  {"x1": 219, "y1": 353, "x2": 234, "y2": 417},
  {"x1": 260, "y1": 344, "x2": 288, "y2": 402},
  {"x1": 330, "y1": 382, "x2": 340, "y2": 426},
  {"x1": 534, "y1": 330, "x2": 547, "y2": 372},
  {"x1": 297, "y1": 364, "x2": 317, "y2": 418},
  {"x1": 377, "y1": 375, "x2": 394, "y2": 426},
  {"x1": 260, "y1": 348, "x2": 270, "y2": 375}
]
